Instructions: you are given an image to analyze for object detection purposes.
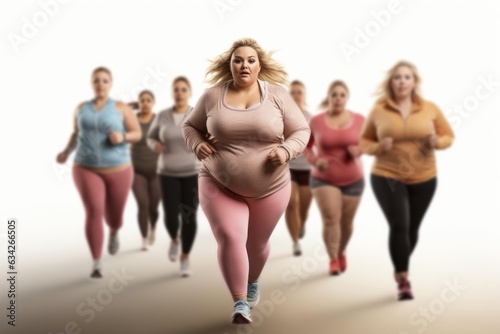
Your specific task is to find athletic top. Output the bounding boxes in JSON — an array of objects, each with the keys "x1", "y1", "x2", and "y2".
[
  {"x1": 74, "y1": 98, "x2": 130, "y2": 168},
  {"x1": 360, "y1": 97, "x2": 454, "y2": 184},
  {"x1": 131, "y1": 115, "x2": 158, "y2": 174},
  {"x1": 289, "y1": 110, "x2": 312, "y2": 171},
  {"x1": 304, "y1": 111, "x2": 365, "y2": 186},
  {"x1": 147, "y1": 106, "x2": 199, "y2": 177},
  {"x1": 182, "y1": 79, "x2": 311, "y2": 199}
]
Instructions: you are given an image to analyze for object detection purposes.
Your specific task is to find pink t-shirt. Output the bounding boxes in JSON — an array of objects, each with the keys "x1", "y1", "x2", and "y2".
[
  {"x1": 304, "y1": 111, "x2": 365, "y2": 186},
  {"x1": 182, "y1": 80, "x2": 311, "y2": 198}
]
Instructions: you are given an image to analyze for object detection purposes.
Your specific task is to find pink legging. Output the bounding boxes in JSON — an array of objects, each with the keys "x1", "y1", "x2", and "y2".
[
  {"x1": 72, "y1": 165, "x2": 134, "y2": 260},
  {"x1": 199, "y1": 176, "x2": 291, "y2": 297}
]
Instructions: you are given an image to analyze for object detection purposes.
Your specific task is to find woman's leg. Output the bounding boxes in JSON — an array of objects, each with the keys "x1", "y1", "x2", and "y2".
[
  {"x1": 312, "y1": 185, "x2": 343, "y2": 260},
  {"x1": 298, "y1": 185, "x2": 313, "y2": 232},
  {"x1": 285, "y1": 181, "x2": 301, "y2": 243},
  {"x1": 72, "y1": 166, "x2": 106, "y2": 260},
  {"x1": 159, "y1": 175, "x2": 181, "y2": 241},
  {"x1": 198, "y1": 176, "x2": 250, "y2": 301},
  {"x1": 179, "y1": 175, "x2": 199, "y2": 257},
  {"x1": 246, "y1": 182, "x2": 291, "y2": 283},
  {"x1": 102, "y1": 166, "x2": 134, "y2": 235},
  {"x1": 147, "y1": 173, "x2": 161, "y2": 231},
  {"x1": 408, "y1": 178, "x2": 437, "y2": 254},
  {"x1": 370, "y1": 174, "x2": 411, "y2": 276},
  {"x1": 131, "y1": 171, "x2": 150, "y2": 238},
  {"x1": 338, "y1": 195, "x2": 362, "y2": 257}
]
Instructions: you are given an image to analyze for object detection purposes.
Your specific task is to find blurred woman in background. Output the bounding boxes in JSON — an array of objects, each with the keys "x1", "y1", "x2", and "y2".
[
  {"x1": 147, "y1": 76, "x2": 199, "y2": 278},
  {"x1": 285, "y1": 80, "x2": 313, "y2": 256},
  {"x1": 56, "y1": 67, "x2": 141, "y2": 278},
  {"x1": 130, "y1": 90, "x2": 160, "y2": 251},
  {"x1": 304, "y1": 80, "x2": 365, "y2": 276},
  {"x1": 360, "y1": 61, "x2": 454, "y2": 300}
]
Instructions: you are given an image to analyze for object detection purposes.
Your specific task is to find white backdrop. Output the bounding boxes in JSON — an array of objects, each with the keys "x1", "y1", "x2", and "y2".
[{"x1": 1, "y1": 0, "x2": 499, "y2": 233}]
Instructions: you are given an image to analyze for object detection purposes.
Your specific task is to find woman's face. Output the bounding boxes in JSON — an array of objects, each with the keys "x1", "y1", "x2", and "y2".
[
  {"x1": 290, "y1": 84, "x2": 306, "y2": 108},
  {"x1": 391, "y1": 66, "x2": 415, "y2": 100},
  {"x1": 138, "y1": 93, "x2": 154, "y2": 113},
  {"x1": 230, "y1": 46, "x2": 261, "y2": 87},
  {"x1": 328, "y1": 85, "x2": 349, "y2": 113},
  {"x1": 172, "y1": 81, "x2": 191, "y2": 106},
  {"x1": 92, "y1": 71, "x2": 112, "y2": 98}
]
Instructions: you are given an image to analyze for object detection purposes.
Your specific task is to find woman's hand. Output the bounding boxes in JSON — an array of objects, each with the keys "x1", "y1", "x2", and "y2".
[
  {"x1": 195, "y1": 142, "x2": 217, "y2": 160},
  {"x1": 267, "y1": 147, "x2": 287, "y2": 166},
  {"x1": 109, "y1": 131, "x2": 125, "y2": 145},
  {"x1": 347, "y1": 145, "x2": 362, "y2": 158},
  {"x1": 426, "y1": 134, "x2": 438, "y2": 149},
  {"x1": 315, "y1": 158, "x2": 329, "y2": 172},
  {"x1": 380, "y1": 137, "x2": 393, "y2": 152},
  {"x1": 56, "y1": 151, "x2": 69, "y2": 164},
  {"x1": 154, "y1": 143, "x2": 167, "y2": 154}
]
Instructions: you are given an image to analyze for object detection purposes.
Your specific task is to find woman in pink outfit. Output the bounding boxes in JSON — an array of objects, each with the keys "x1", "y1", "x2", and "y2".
[
  {"x1": 182, "y1": 38, "x2": 310, "y2": 324},
  {"x1": 304, "y1": 80, "x2": 365, "y2": 276}
]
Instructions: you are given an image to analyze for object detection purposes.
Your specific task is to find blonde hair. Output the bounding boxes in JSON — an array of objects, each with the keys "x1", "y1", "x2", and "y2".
[
  {"x1": 319, "y1": 80, "x2": 349, "y2": 109},
  {"x1": 206, "y1": 38, "x2": 288, "y2": 87},
  {"x1": 376, "y1": 60, "x2": 422, "y2": 103},
  {"x1": 92, "y1": 66, "x2": 112, "y2": 80}
]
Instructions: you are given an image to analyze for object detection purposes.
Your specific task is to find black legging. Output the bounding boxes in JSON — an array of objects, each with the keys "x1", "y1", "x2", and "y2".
[
  {"x1": 131, "y1": 170, "x2": 160, "y2": 238},
  {"x1": 370, "y1": 174, "x2": 437, "y2": 272},
  {"x1": 159, "y1": 174, "x2": 198, "y2": 254}
]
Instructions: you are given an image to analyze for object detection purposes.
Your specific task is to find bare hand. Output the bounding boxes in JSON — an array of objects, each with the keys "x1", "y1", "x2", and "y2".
[
  {"x1": 195, "y1": 142, "x2": 217, "y2": 160},
  {"x1": 380, "y1": 137, "x2": 393, "y2": 152},
  {"x1": 56, "y1": 151, "x2": 69, "y2": 164},
  {"x1": 267, "y1": 147, "x2": 287, "y2": 166},
  {"x1": 109, "y1": 131, "x2": 125, "y2": 145},
  {"x1": 154, "y1": 143, "x2": 167, "y2": 153},
  {"x1": 315, "y1": 158, "x2": 329, "y2": 172},
  {"x1": 347, "y1": 145, "x2": 362, "y2": 158},
  {"x1": 426, "y1": 134, "x2": 438, "y2": 148}
]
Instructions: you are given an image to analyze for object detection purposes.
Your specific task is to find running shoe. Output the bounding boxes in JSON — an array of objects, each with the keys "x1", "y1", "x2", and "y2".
[
  {"x1": 247, "y1": 279, "x2": 260, "y2": 308},
  {"x1": 398, "y1": 279, "x2": 414, "y2": 301},
  {"x1": 231, "y1": 299, "x2": 252, "y2": 324},
  {"x1": 329, "y1": 258, "x2": 341, "y2": 276},
  {"x1": 339, "y1": 254, "x2": 347, "y2": 272}
]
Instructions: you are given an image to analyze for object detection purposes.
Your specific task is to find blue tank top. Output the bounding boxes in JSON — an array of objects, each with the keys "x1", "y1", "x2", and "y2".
[{"x1": 74, "y1": 98, "x2": 130, "y2": 168}]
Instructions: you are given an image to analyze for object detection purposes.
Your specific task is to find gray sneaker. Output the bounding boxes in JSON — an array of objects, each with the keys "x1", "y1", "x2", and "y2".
[
  {"x1": 247, "y1": 279, "x2": 260, "y2": 308},
  {"x1": 108, "y1": 234, "x2": 119, "y2": 255},
  {"x1": 231, "y1": 299, "x2": 252, "y2": 324}
]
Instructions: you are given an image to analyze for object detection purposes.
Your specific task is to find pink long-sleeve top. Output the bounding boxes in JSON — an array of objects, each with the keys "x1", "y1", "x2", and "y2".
[
  {"x1": 182, "y1": 79, "x2": 311, "y2": 198},
  {"x1": 304, "y1": 111, "x2": 365, "y2": 186}
]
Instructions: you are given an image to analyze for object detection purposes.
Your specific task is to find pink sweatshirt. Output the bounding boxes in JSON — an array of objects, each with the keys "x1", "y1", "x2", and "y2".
[
  {"x1": 304, "y1": 111, "x2": 365, "y2": 186},
  {"x1": 182, "y1": 80, "x2": 311, "y2": 198}
]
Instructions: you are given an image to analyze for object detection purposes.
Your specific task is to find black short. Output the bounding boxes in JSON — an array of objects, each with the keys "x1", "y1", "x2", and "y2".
[
  {"x1": 310, "y1": 175, "x2": 365, "y2": 197},
  {"x1": 290, "y1": 169, "x2": 311, "y2": 186}
]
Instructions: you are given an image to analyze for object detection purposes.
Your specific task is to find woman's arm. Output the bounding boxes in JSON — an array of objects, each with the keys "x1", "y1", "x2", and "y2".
[
  {"x1": 147, "y1": 112, "x2": 163, "y2": 152},
  {"x1": 56, "y1": 103, "x2": 83, "y2": 163},
  {"x1": 279, "y1": 88, "x2": 311, "y2": 162},
  {"x1": 433, "y1": 104, "x2": 454, "y2": 149},
  {"x1": 117, "y1": 101, "x2": 141, "y2": 143},
  {"x1": 303, "y1": 133, "x2": 318, "y2": 165},
  {"x1": 182, "y1": 92, "x2": 210, "y2": 153}
]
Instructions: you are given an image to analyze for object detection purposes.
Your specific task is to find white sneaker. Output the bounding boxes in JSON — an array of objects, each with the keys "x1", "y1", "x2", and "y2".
[
  {"x1": 141, "y1": 238, "x2": 148, "y2": 251},
  {"x1": 293, "y1": 242, "x2": 302, "y2": 256},
  {"x1": 180, "y1": 258, "x2": 191, "y2": 277},
  {"x1": 169, "y1": 241, "x2": 180, "y2": 262}
]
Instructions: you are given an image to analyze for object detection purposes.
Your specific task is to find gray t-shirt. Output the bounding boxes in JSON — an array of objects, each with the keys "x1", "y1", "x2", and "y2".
[
  {"x1": 289, "y1": 111, "x2": 312, "y2": 171},
  {"x1": 147, "y1": 107, "x2": 199, "y2": 177}
]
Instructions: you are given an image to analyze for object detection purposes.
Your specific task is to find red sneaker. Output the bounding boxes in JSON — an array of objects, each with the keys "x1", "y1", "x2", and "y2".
[
  {"x1": 398, "y1": 279, "x2": 414, "y2": 301},
  {"x1": 329, "y1": 259, "x2": 341, "y2": 276},
  {"x1": 339, "y1": 254, "x2": 347, "y2": 272}
]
